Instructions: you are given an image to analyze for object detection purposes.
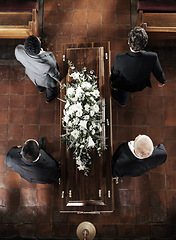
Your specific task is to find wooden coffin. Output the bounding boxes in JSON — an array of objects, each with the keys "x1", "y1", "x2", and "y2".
[{"x1": 59, "y1": 42, "x2": 113, "y2": 214}]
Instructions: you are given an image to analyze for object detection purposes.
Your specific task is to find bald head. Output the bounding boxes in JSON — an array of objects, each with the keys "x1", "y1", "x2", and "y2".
[{"x1": 134, "y1": 135, "x2": 154, "y2": 159}]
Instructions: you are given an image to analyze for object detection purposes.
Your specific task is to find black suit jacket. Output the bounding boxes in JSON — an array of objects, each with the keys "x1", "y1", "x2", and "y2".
[
  {"x1": 4, "y1": 146, "x2": 60, "y2": 184},
  {"x1": 110, "y1": 50, "x2": 166, "y2": 92},
  {"x1": 112, "y1": 142, "x2": 167, "y2": 177}
]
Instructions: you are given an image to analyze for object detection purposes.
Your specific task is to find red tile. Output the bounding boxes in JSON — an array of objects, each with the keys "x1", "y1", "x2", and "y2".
[
  {"x1": 73, "y1": 0, "x2": 87, "y2": 10},
  {"x1": 44, "y1": 0, "x2": 58, "y2": 10},
  {"x1": 24, "y1": 76, "x2": 39, "y2": 94},
  {"x1": 102, "y1": 11, "x2": 116, "y2": 25},
  {"x1": 18, "y1": 224, "x2": 36, "y2": 238},
  {"x1": 135, "y1": 206, "x2": 151, "y2": 224},
  {"x1": 135, "y1": 225, "x2": 151, "y2": 238},
  {"x1": 114, "y1": 126, "x2": 132, "y2": 141},
  {"x1": 117, "y1": 0, "x2": 131, "y2": 10},
  {"x1": 116, "y1": 25, "x2": 131, "y2": 38},
  {"x1": 88, "y1": 11, "x2": 102, "y2": 24},
  {"x1": 117, "y1": 11, "x2": 130, "y2": 25},
  {"x1": 58, "y1": 0, "x2": 73, "y2": 10},
  {"x1": 21, "y1": 178, "x2": 37, "y2": 189},
  {"x1": 148, "y1": 126, "x2": 164, "y2": 143},
  {"x1": 148, "y1": 110, "x2": 164, "y2": 126},
  {"x1": 117, "y1": 206, "x2": 135, "y2": 223},
  {"x1": 149, "y1": 96, "x2": 164, "y2": 111},
  {"x1": 163, "y1": 81, "x2": 176, "y2": 96},
  {"x1": 102, "y1": 25, "x2": 117, "y2": 39},
  {"x1": 8, "y1": 125, "x2": 23, "y2": 140},
  {"x1": 117, "y1": 176, "x2": 134, "y2": 190},
  {"x1": 36, "y1": 206, "x2": 52, "y2": 223},
  {"x1": 10, "y1": 94, "x2": 25, "y2": 109},
  {"x1": 118, "y1": 224, "x2": 134, "y2": 238},
  {"x1": 36, "y1": 223, "x2": 52, "y2": 238},
  {"x1": 87, "y1": 25, "x2": 102, "y2": 39},
  {"x1": 5, "y1": 172, "x2": 21, "y2": 188},
  {"x1": 37, "y1": 189, "x2": 53, "y2": 206},
  {"x1": 132, "y1": 95, "x2": 148, "y2": 110},
  {"x1": 163, "y1": 96, "x2": 176, "y2": 111},
  {"x1": 117, "y1": 110, "x2": 132, "y2": 125},
  {"x1": 116, "y1": 38, "x2": 129, "y2": 53},
  {"x1": 166, "y1": 158, "x2": 176, "y2": 173},
  {"x1": 0, "y1": 140, "x2": 7, "y2": 155},
  {"x1": 88, "y1": 0, "x2": 102, "y2": 10},
  {"x1": 9, "y1": 109, "x2": 24, "y2": 124},
  {"x1": 102, "y1": 0, "x2": 116, "y2": 11},
  {"x1": 133, "y1": 174, "x2": 150, "y2": 189},
  {"x1": 10, "y1": 66, "x2": 25, "y2": 80},
  {"x1": 132, "y1": 126, "x2": 148, "y2": 139},
  {"x1": 0, "y1": 65, "x2": 10, "y2": 80},
  {"x1": 165, "y1": 109, "x2": 176, "y2": 126},
  {"x1": 0, "y1": 95, "x2": 9, "y2": 109},
  {"x1": 151, "y1": 190, "x2": 167, "y2": 207},
  {"x1": 25, "y1": 95, "x2": 40, "y2": 110},
  {"x1": 18, "y1": 206, "x2": 37, "y2": 224},
  {"x1": 43, "y1": 10, "x2": 59, "y2": 24},
  {"x1": 20, "y1": 189, "x2": 37, "y2": 206},
  {"x1": 118, "y1": 189, "x2": 135, "y2": 206},
  {"x1": 151, "y1": 207, "x2": 167, "y2": 223},
  {"x1": 132, "y1": 110, "x2": 148, "y2": 125},
  {"x1": 40, "y1": 125, "x2": 55, "y2": 138},
  {"x1": 3, "y1": 188, "x2": 20, "y2": 206},
  {"x1": 166, "y1": 174, "x2": 176, "y2": 189},
  {"x1": 0, "y1": 110, "x2": 8, "y2": 124},
  {"x1": 0, "y1": 79, "x2": 10, "y2": 94},
  {"x1": 150, "y1": 174, "x2": 166, "y2": 189},
  {"x1": 24, "y1": 109, "x2": 40, "y2": 124},
  {"x1": 3, "y1": 206, "x2": 19, "y2": 223},
  {"x1": 0, "y1": 155, "x2": 6, "y2": 172},
  {"x1": 73, "y1": 11, "x2": 87, "y2": 24},
  {"x1": 0, "y1": 124, "x2": 8, "y2": 139},
  {"x1": 73, "y1": 24, "x2": 87, "y2": 38},
  {"x1": 134, "y1": 189, "x2": 151, "y2": 206},
  {"x1": 39, "y1": 109, "x2": 55, "y2": 124},
  {"x1": 57, "y1": 24, "x2": 72, "y2": 38},
  {"x1": 23, "y1": 124, "x2": 39, "y2": 140},
  {"x1": 165, "y1": 142, "x2": 176, "y2": 158},
  {"x1": 9, "y1": 77, "x2": 25, "y2": 94}
]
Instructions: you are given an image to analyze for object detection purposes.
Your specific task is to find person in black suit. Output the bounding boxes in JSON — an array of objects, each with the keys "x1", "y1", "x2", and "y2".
[
  {"x1": 112, "y1": 134, "x2": 167, "y2": 177},
  {"x1": 110, "y1": 27, "x2": 166, "y2": 106},
  {"x1": 4, "y1": 138, "x2": 60, "y2": 184}
]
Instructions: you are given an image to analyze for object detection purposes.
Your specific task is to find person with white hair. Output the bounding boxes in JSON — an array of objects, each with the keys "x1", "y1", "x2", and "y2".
[{"x1": 112, "y1": 134, "x2": 167, "y2": 177}]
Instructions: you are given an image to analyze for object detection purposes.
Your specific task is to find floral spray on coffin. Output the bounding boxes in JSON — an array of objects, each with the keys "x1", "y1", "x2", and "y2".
[{"x1": 61, "y1": 61, "x2": 106, "y2": 176}]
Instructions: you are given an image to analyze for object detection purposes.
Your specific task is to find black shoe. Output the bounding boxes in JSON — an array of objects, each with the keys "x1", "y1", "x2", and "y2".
[
  {"x1": 38, "y1": 137, "x2": 46, "y2": 150},
  {"x1": 37, "y1": 85, "x2": 45, "y2": 93}
]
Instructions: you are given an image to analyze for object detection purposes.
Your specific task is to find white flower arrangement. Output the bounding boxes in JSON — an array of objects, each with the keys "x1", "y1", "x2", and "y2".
[{"x1": 61, "y1": 60, "x2": 103, "y2": 176}]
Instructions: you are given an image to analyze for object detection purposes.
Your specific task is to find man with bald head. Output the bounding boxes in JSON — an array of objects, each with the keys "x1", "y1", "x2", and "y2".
[{"x1": 112, "y1": 135, "x2": 167, "y2": 177}]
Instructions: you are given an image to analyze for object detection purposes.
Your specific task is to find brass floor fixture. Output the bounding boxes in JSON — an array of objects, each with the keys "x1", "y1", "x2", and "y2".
[{"x1": 76, "y1": 222, "x2": 96, "y2": 240}]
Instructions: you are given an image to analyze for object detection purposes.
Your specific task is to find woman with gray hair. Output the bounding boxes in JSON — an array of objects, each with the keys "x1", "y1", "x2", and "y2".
[{"x1": 112, "y1": 134, "x2": 167, "y2": 177}]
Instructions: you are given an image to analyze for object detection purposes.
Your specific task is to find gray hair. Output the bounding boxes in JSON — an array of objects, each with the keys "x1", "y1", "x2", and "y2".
[{"x1": 134, "y1": 135, "x2": 154, "y2": 159}]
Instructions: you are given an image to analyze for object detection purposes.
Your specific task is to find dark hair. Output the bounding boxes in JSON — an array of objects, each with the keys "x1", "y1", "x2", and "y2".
[
  {"x1": 128, "y1": 27, "x2": 148, "y2": 51},
  {"x1": 24, "y1": 35, "x2": 41, "y2": 55},
  {"x1": 21, "y1": 140, "x2": 39, "y2": 162}
]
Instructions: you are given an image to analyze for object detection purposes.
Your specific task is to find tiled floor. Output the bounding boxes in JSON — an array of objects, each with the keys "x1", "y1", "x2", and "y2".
[{"x1": 0, "y1": 0, "x2": 176, "y2": 239}]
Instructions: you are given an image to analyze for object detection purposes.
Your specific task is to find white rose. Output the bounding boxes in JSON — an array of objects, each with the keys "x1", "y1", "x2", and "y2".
[
  {"x1": 92, "y1": 89, "x2": 100, "y2": 98},
  {"x1": 75, "y1": 86, "x2": 83, "y2": 98},
  {"x1": 87, "y1": 136, "x2": 95, "y2": 148},
  {"x1": 79, "y1": 120, "x2": 87, "y2": 129},
  {"x1": 70, "y1": 72, "x2": 80, "y2": 80},
  {"x1": 82, "y1": 81, "x2": 92, "y2": 90},
  {"x1": 92, "y1": 104, "x2": 99, "y2": 113},
  {"x1": 76, "y1": 109, "x2": 83, "y2": 117},
  {"x1": 84, "y1": 104, "x2": 90, "y2": 111},
  {"x1": 90, "y1": 110, "x2": 95, "y2": 117},
  {"x1": 71, "y1": 129, "x2": 79, "y2": 139},
  {"x1": 67, "y1": 87, "x2": 75, "y2": 97}
]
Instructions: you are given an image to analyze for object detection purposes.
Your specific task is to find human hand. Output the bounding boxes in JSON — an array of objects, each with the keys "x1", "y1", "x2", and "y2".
[{"x1": 158, "y1": 82, "x2": 165, "y2": 87}]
